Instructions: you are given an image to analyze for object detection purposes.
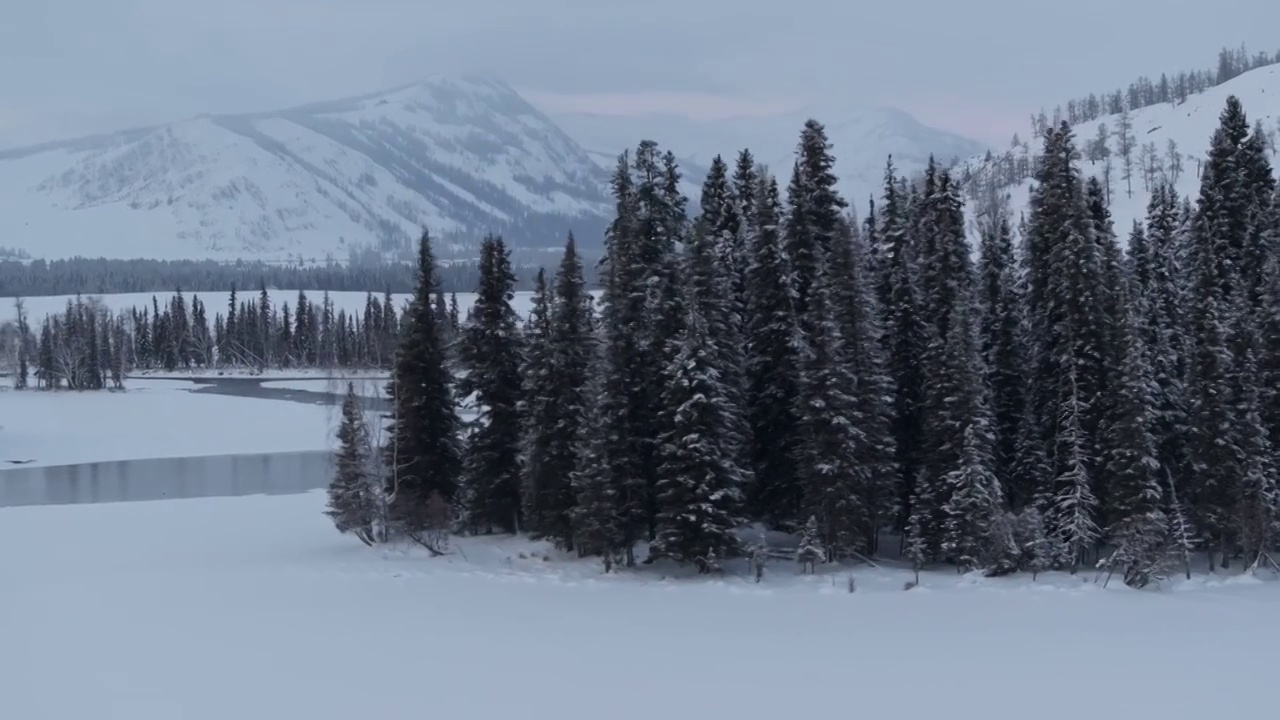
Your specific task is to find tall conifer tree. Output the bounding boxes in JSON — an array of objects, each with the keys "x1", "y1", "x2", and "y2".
[{"x1": 385, "y1": 230, "x2": 463, "y2": 536}]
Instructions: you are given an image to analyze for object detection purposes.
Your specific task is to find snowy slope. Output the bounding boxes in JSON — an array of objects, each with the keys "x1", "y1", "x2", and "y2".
[
  {"x1": 959, "y1": 64, "x2": 1280, "y2": 239},
  {"x1": 4, "y1": 489, "x2": 1280, "y2": 720},
  {"x1": 0, "y1": 77, "x2": 612, "y2": 262},
  {"x1": 553, "y1": 104, "x2": 989, "y2": 211}
]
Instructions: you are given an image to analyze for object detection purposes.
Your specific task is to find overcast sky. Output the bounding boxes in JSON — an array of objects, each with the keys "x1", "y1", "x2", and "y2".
[{"x1": 4, "y1": 0, "x2": 1279, "y2": 147}]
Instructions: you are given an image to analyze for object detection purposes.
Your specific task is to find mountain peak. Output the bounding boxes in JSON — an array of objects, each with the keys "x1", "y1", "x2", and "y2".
[{"x1": 0, "y1": 77, "x2": 611, "y2": 262}]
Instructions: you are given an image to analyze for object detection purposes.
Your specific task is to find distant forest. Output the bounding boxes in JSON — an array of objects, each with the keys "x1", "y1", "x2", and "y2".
[
  {"x1": 961, "y1": 45, "x2": 1280, "y2": 208},
  {"x1": 0, "y1": 254, "x2": 597, "y2": 298},
  {"x1": 1030, "y1": 43, "x2": 1280, "y2": 137}
]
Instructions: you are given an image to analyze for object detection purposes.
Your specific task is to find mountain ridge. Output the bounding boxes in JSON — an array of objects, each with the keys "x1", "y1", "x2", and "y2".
[
  {"x1": 0, "y1": 75, "x2": 612, "y2": 262},
  {"x1": 0, "y1": 76, "x2": 989, "y2": 262}
]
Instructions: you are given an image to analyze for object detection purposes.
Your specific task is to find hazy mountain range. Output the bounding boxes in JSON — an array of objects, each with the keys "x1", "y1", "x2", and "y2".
[{"x1": 0, "y1": 76, "x2": 988, "y2": 262}]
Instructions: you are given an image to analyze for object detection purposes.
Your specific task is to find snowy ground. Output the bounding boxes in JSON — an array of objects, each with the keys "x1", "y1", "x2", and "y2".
[
  {"x1": 2, "y1": 489, "x2": 1276, "y2": 720},
  {"x1": 0, "y1": 378, "x2": 341, "y2": 466}
]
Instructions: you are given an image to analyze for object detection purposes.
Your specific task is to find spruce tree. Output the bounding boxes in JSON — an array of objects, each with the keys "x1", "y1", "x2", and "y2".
[
  {"x1": 839, "y1": 220, "x2": 899, "y2": 551},
  {"x1": 1099, "y1": 302, "x2": 1166, "y2": 587},
  {"x1": 1049, "y1": 367, "x2": 1101, "y2": 572},
  {"x1": 523, "y1": 234, "x2": 596, "y2": 550},
  {"x1": 784, "y1": 119, "x2": 847, "y2": 339},
  {"x1": 940, "y1": 420, "x2": 1005, "y2": 571},
  {"x1": 796, "y1": 515, "x2": 824, "y2": 573},
  {"x1": 691, "y1": 155, "x2": 751, "y2": 473},
  {"x1": 385, "y1": 229, "x2": 463, "y2": 538},
  {"x1": 877, "y1": 160, "x2": 930, "y2": 531},
  {"x1": 793, "y1": 249, "x2": 868, "y2": 560},
  {"x1": 1184, "y1": 99, "x2": 1261, "y2": 567},
  {"x1": 742, "y1": 172, "x2": 805, "y2": 527},
  {"x1": 570, "y1": 354, "x2": 624, "y2": 568},
  {"x1": 732, "y1": 149, "x2": 758, "y2": 232},
  {"x1": 1141, "y1": 184, "x2": 1192, "y2": 495},
  {"x1": 1230, "y1": 328, "x2": 1275, "y2": 570},
  {"x1": 326, "y1": 383, "x2": 377, "y2": 546},
  {"x1": 577, "y1": 146, "x2": 680, "y2": 565},
  {"x1": 976, "y1": 197, "x2": 1026, "y2": 506},
  {"x1": 458, "y1": 235, "x2": 525, "y2": 534},
  {"x1": 911, "y1": 297, "x2": 989, "y2": 565},
  {"x1": 650, "y1": 299, "x2": 746, "y2": 570},
  {"x1": 1022, "y1": 123, "x2": 1110, "y2": 548},
  {"x1": 520, "y1": 269, "x2": 558, "y2": 538},
  {"x1": 1085, "y1": 177, "x2": 1128, "y2": 525}
]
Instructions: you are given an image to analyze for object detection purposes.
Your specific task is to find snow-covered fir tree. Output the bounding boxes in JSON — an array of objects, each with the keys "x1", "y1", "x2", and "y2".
[
  {"x1": 838, "y1": 220, "x2": 899, "y2": 552},
  {"x1": 784, "y1": 120, "x2": 848, "y2": 341},
  {"x1": 742, "y1": 172, "x2": 805, "y2": 527},
  {"x1": 940, "y1": 420, "x2": 1008, "y2": 571},
  {"x1": 326, "y1": 382, "x2": 378, "y2": 546},
  {"x1": 793, "y1": 249, "x2": 869, "y2": 560},
  {"x1": 1099, "y1": 300, "x2": 1167, "y2": 587},
  {"x1": 574, "y1": 144, "x2": 686, "y2": 565},
  {"x1": 876, "y1": 160, "x2": 930, "y2": 532},
  {"x1": 796, "y1": 515, "x2": 825, "y2": 573},
  {"x1": 522, "y1": 235, "x2": 596, "y2": 550},
  {"x1": 1021, "y1": 123, "x2": 1112, "y2": 555},
  {"x1": 458, "y1": 235, "x2": 525, "y2": 534},
  {"x1": 975, "y1": 193, "x2": 1026, "y2": 507},
  {"x1": 519, "y1": 269, "x2": 558, "y2": 537},
  {"x1": 384, "y1": 230, "x2": 463, "y2": 539},
  {"x1": 650, "y1": 297, "x2": 747, "y2": 571},
  {"x1": 1048, "y1": 367, "x2": 1101, "y2": 572},
  {"x1": 690, "y1": 156, "x2": 751, "y2": 481}
]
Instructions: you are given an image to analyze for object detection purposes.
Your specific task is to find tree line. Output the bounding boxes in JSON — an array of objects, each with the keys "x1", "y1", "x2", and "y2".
[
  {"x1": 1031, "y1": 43, "x2": 1279, "y2": 137},
  {"x1": 0, "y1": 255, "x2": 578, "y2": 299},
  {"x1": 9, "y1": 285, "x2": 469, "y2": 388},
  {"x1": 327, "y1": 96, "x2": 1279, "y2": 588}
]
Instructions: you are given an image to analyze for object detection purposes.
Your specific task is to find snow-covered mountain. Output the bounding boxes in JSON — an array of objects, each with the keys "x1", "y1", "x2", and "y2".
[
  {"x1": 0, "y1": 73, "x2": 992, "y2": 263},
  {"x1": 553, "y1": 105, "x2": 990, "y2": 213},
  {"x1": 958, "y1": 64, "x2": 1280, "y2": 240},
  {"x1": 0, "y1": 77, "x2": 612, "y2": 262}
]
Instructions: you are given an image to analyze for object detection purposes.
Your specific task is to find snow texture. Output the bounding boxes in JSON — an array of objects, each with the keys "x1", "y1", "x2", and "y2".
[{"x1": 2, "y1": 489, "x2": 1278, "y2": 720}]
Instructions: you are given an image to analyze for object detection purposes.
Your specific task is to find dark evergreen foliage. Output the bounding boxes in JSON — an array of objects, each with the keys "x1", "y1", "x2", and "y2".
[
  {"x1": 384, "y1": 230, "x2": 463, "y2": 536},
  {"x1": 742, "y1": 172, "x2": 805, "y2": 527},
  {"x1": 458, "y1": 235, "x2": 525, "y2": 534},
  {"x1": 0, "y1": 255, "x2": 572, "y2": 298}
]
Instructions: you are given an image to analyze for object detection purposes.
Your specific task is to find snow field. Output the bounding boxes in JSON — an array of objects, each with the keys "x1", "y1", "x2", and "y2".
[{"x1": 3, "y1": 489, "x2": 1278, "y2": 720}]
